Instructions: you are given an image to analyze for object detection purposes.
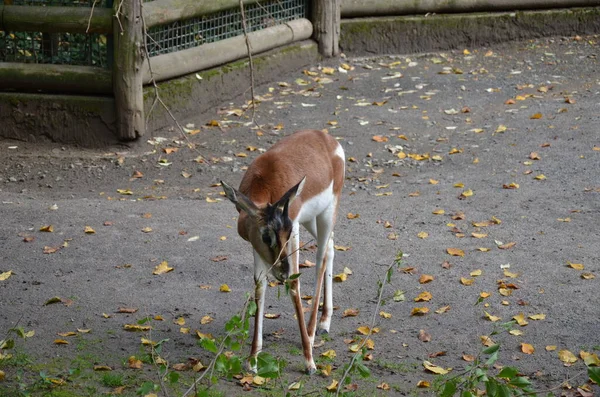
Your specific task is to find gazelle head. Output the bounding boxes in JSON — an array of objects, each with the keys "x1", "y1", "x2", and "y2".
[{"x1": 221, "y1": 177, "x2": 306, "y2": 282}]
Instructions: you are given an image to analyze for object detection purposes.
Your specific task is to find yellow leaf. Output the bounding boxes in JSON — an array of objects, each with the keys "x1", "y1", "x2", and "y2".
[
  {"x1": 432, "y1": 209, "x2": 445, "y2": 215},
  {"x1": 321, "y1": 349, "x2": 336, "y2": 359},
  {"x1": 334, "y1": 245, "x2": 351, "y2": 251},
  {"x1": 141, "y1": 337, "x2": 155, "y2": 346},
  {"x1": 581, "y1": 351, "x2": 600, "y2": 366},
  {"x1": 534, "y1": 174, "x2": 546, "y2": 180},
  {"x1": 180, "y1": 327, "x2": 190, "y2": 334},
  {"x1": 141, "y1": 227, "x2": 153, "y2": 233},
  {"x1": 414, "y1": 291, "x2": 433, "y2": 302},
  {"x1": 480, "y1": 335, "x2": 495, "y2": 347},
  {"x1": 346, "y1": 213, "x2": 360, "y2": 219},
  {"x1": 411, "y1": 307, "x2": 429, "y2": 316},
  {"x1": 378, "y1": 382, "x2": 392, "y2": 390},
  {"x1": 480, "y1": 292, "x2": 491, "y2": 299},
  {"x1": 419, "y1": 274, "x2": 434, "y2": 284},
  {"x1": 471, "y1": 233, "x2": 487, "y2": 239},
  {"x1": 0, "y1": 271, "x2": 13, "y2": 281},
  {"x1": 503, "y1": 269, "x2": 519, "y2": 278},
  {"x1": 461, "y1": 189, "x2": 474, "y2": 197},
  {"x1": 567, "y1": 262, "x2": 584, "y2": 270},
  {"x1": 288, "y1": 381, "x2": 302, "y2": 390},
  {"x1": 521, "y1": 343, "x2": 535, "y2": 354},
  {"x1": 116, "y1": 189, "x2": 133, "y2": 195},
  {"x1": 559, "y1": 349, "x2": 578, "y2": 364},
  {"x1": 123, "y1": 324, "x2": 152, "y2": 332},
  {"x1": 326, "y1": 379, "x2": 339, "y2": 392},
  {"x1": 200, "y1": 315, "x2": 213, "y2": 324},
  {"x1": 196, "y1": 331, "x2": 214, "y2": 340},
  {"x1": 449, "y1": 148, "x2": 463, "y2": 154},
  {"x1": 495, "y1": 124, "x2": 507, "y2": 133},
  {"x1": 530, "y1": 113, "x2": 543, "y2": 119},
  {"x1": 54, "y1": 339, "x2": 69, "y2": 345},
  {"x1": 528, "y1": 314, "x2": 546, "y2": 320},
  {"x1": 333, "y1": 273, "x2": 347, "y2": 282},
  {"x1": 503, "y1": 182, "x2": 520, "y2": 189},
  {"x1": 460, "y1": 277, "x2": 474, "y2": 286},
  {"x1": 546, "y1": 345, "x2": 557, "y2": 351},
  {"x1": 321, "y1": 364, "x2": 332, "y2": 376},
  {"x1": 447, "y1": 248, "x2": 465, "y2": 257},
  {"x1": 416, "y1": 380, "x2": 430, "y2": 388},
  {"x1": 484, "y1": 311, "x2": 501, "y2": 322},
  {"x1": 429, "y1": 179, "x2": 439, "y2": 185},
  {"x1": 206, "y1": 120, "x2": 220, "y2": 127},
  {"x1": 423, "y1": 360, "x2": 449, "y2": 375},
  {"x1": 206, "y1": 197, "x2": 220, "y2": 203},
  {"x1": 435, "y1": 305, "x2": 451, "y2": 314},
  {"x1": 470, "y1": 269, "x2": 483, "y2": 277},
  {"x1": 478, "y1": 247, "x2": 491, "y2": 252},
  {"x1": 57, "y1": 331, "x2": 77, "y2": 337},
  {"x1": 372, "y1": 135, "x2": 388, "y2": 142},
  {"x1": 417, "y1": 231, "x2": 429, "y2": 239},
  {"x1": 513, "y1": 313, "x2": 529, "y2": 326},
  {"x1": 322, "y1": 67, "x2": 335, "y2": 75},
  {"x1": 509, "y1": 329, "x2": 524, "y2": 336},
  {"x1": 252, "y1": 376, "x2": 266, "y2": 386},
  {"x1": 581, "y1": 272, "x2": 595, "y2": 280},
  {"x1": 174, "y1": 317, "x2": 185, "y2": 326},
  {"x1": 84, "y1": 226, "x2": 95, "y2": 234},
  {"x1": 342, "y1": 308, "x2": 359, "y2": 317},
  {"x1": 264, "y1": 313, "x2": 280, "y2": 319},
  {"x1": 152, "y1": 261, "x2": 173, "y2": 275},
  {"x1": 39, "y1": 225, "x2": 54, "y2": 232},
  {"x1": 357, "y1": 326, "x2": 371, "y2": 335},
  {"x1": 219, "y1": 284, "x2": 231, "y2": 292}
]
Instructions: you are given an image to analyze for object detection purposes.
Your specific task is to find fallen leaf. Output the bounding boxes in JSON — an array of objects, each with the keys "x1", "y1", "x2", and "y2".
[
  {"x1": 530, "y1": 113, "x2": 543, "y2": 119},
  {"x1": 84, "y1": 226, "x2": 95, "y2": 234},
  {"x1": 123, "y1": 324, "x2": 152, "y2": 332},
  {"x1": 503, "y1": 182, "x2": 520, "y2": 189},
  {"x1": 128, "y1": 356, "x2": 143, "y2": 369},
  {"x1": 484, "y1": 311, "x2": 501, "y2": 322},
  {"x1": 462, "y1": 354, "x2": 475, "y2": 362},
  {"x1": 346, "y1": 213, "x2": 360, "y2": 219},
  {"x1": 415, "y1": 291, "x2": 433, "y2": 302},
  {"x1": 423, "y1": 360, "x2": 449, "y2": 375},
  {"x1": 378, "y1": 382, "x2": 391, "y2": 390},
  {"x1": 470, "y1": 269, "x2": 483, "y2": 277},
  {"x1": 460, "y1": 277, "x2": 474, "y2": 286},
  {"x1": 39, "y1": 225, "x2": 54, "y2": 232},
  {"x1": 559, "y1": 349, "x2": 578, "y2": 364},
  {"x1": 117, "y1": 307, "x2": 138, "y2": 314},
  {"x1": 372, "y1": 135, "x2": 388, "y2": 142},
  {"x1": 219, "y1": 284, "x2": 231, "y2": 292},
  {"x1": 567, "y1": 262, "x2": 584, "y2": 270},
  {"x1": 418, "y1": 329, "x2": 431, "y2": 342},
  {"x1": 509, "y1": 329, "x2": 524, "y2": 336},
  {"x1": 480, "y1": 335, "x2": 495, "y2": 347},
  {"x1": 0, "y1": 271, "x2": 13, "y2": 281},
  {"x1": 342, "y1": 308, "x2": 359, "y2": 317},
  {"x1": 432, "y1": 209, "x2": 445, "y2": 215},
  {"x1": 54, "y1": 339, "x2": 69, "y2": 345},
  {"x1": 513, "y1": 313, "x2": 529, "y2": 326},
  {"x1": 521, "y1": 343, "x2": 535, "y2": 354},
  {"x1": 528, "y1": 314, "x2": 546, "y2": 321},
  {"x1": 411, "y1": 307, "x2": 429, "y2": 316},
  {"x1": 379, "y1": 311, "x2": 392, "y2": 319},
  {"x1": 417, "y1": 231, "x2": 429, "y2": 239},
  {"x1": 435, "y1": 305, "x2": 451, "y2": 314},
  {"x1": 152, "y1": 261, "x2": 173, "y2": 275},
  {"x1": 447, "y1": 248, "x2": 465, "y2": 257},
  {"x1": 200, "y1": 315, "x2": 213, "y2": 324},
  {"x1": 419, "y1": 274, "x2": 434, "y2": 284},
  {"x1": 333, "y1": 273, "x2": 347, "y2": 282},
  {"x1": 498, "y1": 242, "x2": 516, "y2": 250},
  {"x1": 326, "y1": 379, "x2": 339, "y2": 392}
]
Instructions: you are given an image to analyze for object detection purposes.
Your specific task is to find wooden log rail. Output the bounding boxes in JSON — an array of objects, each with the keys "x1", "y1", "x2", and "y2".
[{"x1": 0, "y1": 5, "x2": 112, "y2": 34}]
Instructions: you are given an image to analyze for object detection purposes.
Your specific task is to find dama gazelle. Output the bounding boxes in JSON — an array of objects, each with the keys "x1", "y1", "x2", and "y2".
[{"x1": 221, "y1": 129, "x2": 345, "y2": 374}]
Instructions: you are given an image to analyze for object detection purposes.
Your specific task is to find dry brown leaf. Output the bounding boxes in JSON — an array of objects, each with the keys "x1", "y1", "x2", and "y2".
[{"x1": 447, "y1": 248, "x2": 465, "y2": 257}]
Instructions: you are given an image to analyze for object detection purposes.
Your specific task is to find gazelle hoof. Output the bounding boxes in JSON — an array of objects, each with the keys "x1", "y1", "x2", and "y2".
[
  {"x1": 317, "y1": 328, "x2": 329, "y2": 336},
  {"x1": 306, "y1": 365, "x2": 317, "y2": 375}
]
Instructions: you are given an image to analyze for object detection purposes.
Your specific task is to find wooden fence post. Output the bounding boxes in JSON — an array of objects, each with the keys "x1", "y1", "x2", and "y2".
[
  {"x1": 113, "y1": 0, "x2": 145, "y2": 140},
  {"x1": 312, "y1": 0, "x2": 340, "y2": 57}
]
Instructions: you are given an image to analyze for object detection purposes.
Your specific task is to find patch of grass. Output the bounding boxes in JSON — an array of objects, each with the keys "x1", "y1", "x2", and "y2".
[
  {"x1": 374, "y1": 358, "x2": 415, "y2": 373},
  {"x1": 101, "y1": 372, "x2": 124, "y2": 387},
  {"x1": 288, "y1": 347, "x2": 302, "y2": 356}
]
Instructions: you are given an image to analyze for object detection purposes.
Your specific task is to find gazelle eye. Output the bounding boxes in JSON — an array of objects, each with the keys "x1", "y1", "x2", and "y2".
[{"x1": 262, "y1": 229, "x2": 277, "y2": 248}]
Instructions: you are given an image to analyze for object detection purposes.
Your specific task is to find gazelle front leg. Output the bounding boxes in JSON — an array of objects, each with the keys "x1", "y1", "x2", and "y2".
[
  {"x1": 249, "y1": 250, "x2": 267, "y2": 373},
  {"x1": 289, "y1": 222, "x2": 317, "y2": 374}
]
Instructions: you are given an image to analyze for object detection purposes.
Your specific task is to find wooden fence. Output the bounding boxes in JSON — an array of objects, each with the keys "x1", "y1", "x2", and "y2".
[{"x1": 0, "y1": 0, "x2": 340, "y2": 141}]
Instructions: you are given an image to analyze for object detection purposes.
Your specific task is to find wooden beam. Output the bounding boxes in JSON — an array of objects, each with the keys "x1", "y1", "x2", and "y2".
[
  {"x1": 143, "y1": 0, "x2": 261, "y2": 28},
  {"x1": 0, "y1": 63, "x2": 112, "y2": 94},
  {"x1": 313, "y1": 0, "x2": 341, "y2": 57},
  {"x1": 113, "y1": 0, "x2": 145, "y2": 140},
  {"x1": 1, "y1": 5, "x2": 112, "y2": 34}
]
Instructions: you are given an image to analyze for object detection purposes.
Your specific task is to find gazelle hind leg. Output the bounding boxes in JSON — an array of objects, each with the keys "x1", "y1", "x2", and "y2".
[
  {"x1": 307, "y1": 208, "x2": 335, "y2": 342},
  {"x1": 318, "y1": 231, "x2": 334, "y2": 334}
]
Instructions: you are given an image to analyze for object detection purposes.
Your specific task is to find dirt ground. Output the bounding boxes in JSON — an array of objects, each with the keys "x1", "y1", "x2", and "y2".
[{"x1": 1, "y1": 35, "x2": 599, "y2": 396}]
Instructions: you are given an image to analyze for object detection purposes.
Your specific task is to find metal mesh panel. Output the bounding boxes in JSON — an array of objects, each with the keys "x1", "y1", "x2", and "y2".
[
  {"x1": 147, "y1": 0, "x2": 308, "y2": 57},
  {"x1": 0, "y1": 0, "x2": 109, "y2": 67}
]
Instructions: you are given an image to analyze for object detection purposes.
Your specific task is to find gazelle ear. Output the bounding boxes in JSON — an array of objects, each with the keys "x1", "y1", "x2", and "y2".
[
  {"x1": 221, "y1": 181, "x2": 260, "y2": 218},
  {"x1": 277, "y1": 176, "x2": 306, "y2": 216}
]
